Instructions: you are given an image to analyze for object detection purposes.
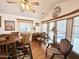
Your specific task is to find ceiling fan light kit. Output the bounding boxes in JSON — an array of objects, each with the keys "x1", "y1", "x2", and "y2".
[
  {"x1": 7, "y1": 0, "x2": 39, "y2": 13},
  {"x1": 20, "y1": 0, "x2": 29, "y2": 10},
  {"x1": 20, "y1": 3, "x2": 30, "y2": 10},
  {"x1": 21, "y1": 3, "x2": 26, "y2": 10},
  {"x1": 20, "y1": 0, "x2": 36, "y2": 13}
]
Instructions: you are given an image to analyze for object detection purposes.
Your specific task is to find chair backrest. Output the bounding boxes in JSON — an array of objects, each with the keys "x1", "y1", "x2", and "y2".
[
  {"x1": 59, "y1": 39, "x2": 73, "y2": 55},
  {"x1": 41, "y1": 32, "x2": 46, "y2": 37},
  {"x1": 11, "y1": 32, "x2": 19, "y2": 37},
  {"x1": 20, "y1": 33, "x2": 30, "y2": 44}
]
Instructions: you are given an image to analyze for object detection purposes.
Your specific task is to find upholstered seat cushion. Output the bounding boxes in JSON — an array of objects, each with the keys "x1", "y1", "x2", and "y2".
[{"x1": 46, "y1": 47, "x2": 61, "y2": 58}]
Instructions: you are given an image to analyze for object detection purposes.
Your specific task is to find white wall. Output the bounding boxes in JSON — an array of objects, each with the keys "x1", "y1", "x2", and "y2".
[
  {"x1": 43, "y1": 0, "x2": 79, "y2": 20},
  {"x1": 33, "y1": 19, "x2": 42, "y2": 32},
  {"x1": 0, "y1": 13, "x2": 41, "y2": 34},
  {"x1": 0, "y1": 13, "x2": 17, "y2": 34}
]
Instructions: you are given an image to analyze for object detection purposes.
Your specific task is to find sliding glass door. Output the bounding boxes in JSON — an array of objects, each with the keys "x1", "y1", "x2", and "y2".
[{"x1": 72, "y1": 16, "x2": 79, "y2": 55}]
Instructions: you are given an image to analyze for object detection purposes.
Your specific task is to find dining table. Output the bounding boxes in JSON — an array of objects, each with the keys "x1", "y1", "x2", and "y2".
[{"x1": 0, "y1": 34, "x2": 19, "y2": 59}]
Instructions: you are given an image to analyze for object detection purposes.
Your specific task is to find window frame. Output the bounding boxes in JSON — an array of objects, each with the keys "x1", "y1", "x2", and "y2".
[{"x1": 17, "y1": 19, "x2": 33, "y2": 32}]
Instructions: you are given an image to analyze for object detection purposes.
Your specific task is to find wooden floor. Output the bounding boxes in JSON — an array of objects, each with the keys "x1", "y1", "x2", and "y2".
[
  {"x1": 31, "y1": 41, "x2": 46, "y2": 59},
  {"x1": 30, "y1": 40, "x2": 69, "y2": 59}
]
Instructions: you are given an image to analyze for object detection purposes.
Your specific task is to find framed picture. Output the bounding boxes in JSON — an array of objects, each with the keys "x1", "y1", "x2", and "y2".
[
  {"x1": 0, "y1": 16, "x2": 1, "y2": 27},
  {"x1": 5, "y1": 21, "x2": 15, "y2": 31},
  {"x1": 35, "y1": 23, "x2": 39, "y2": 26}
]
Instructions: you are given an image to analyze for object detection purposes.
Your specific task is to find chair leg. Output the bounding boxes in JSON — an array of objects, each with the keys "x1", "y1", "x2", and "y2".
[
  {"x1": 50, "y1": 54, "x2": 55, "y2": 59},
  {"x1": 64, "y1": 56, "x2": 67, "y2": 59},
  {"x1": 29, "y1": 44, "x2": 33, "y2": 59},
  {"x1": 45, "y1": 48, "x2": 47, "y2": 57},
  {"x1": 45, "y1": 44, "x2": 49, "y2": 57}
]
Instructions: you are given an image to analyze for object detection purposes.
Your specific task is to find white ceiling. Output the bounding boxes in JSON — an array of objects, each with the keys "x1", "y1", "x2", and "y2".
[{"x1": 0, "y1": 0, "x2": 65, "y2": 19}]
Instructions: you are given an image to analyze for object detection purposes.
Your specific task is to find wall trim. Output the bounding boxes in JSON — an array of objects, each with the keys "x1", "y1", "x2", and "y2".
[
  {"x1": 42, "y1": 9, "x2": 79, "y2": 23},
  {"x1": 17, "y1": 19, "x2": 33, "y2": 22}
]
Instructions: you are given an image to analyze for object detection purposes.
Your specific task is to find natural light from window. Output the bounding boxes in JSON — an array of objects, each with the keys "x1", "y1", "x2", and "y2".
[
  {"x1": 48, "y1": 22, "x2": 54, "y2": 39},
  {"x1": 18, "y1": 22, "x2": 32, "y2": 33},
  {"x1": 42, "y1": 23, "x2": 48, "y2": 33},
  {"x1": 57, "y1": 20, "x2": 67, "y2": 43},
  {"x1": 72, "y1": 16, "x2": 79, "y2": 55}
]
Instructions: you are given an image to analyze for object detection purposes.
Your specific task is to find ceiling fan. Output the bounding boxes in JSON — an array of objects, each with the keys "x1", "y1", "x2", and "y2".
[{"x1": 6, "y1": 0, "x2": 39, "y2": 13}]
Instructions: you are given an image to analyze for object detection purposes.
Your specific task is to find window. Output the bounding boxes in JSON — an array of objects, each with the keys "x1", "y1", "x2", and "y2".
[
  {"x1": 17, "y1": 20, "x2": 32, "y2": 33},
  {"x1": 42, "y1": 23, "x2": 48, "y2": 33},
  {"x1": 72, "y1": 16, "x2": 79, "y2": 54},
  {"x1": 42, "y1": 22, "x2": 55, "y2": 39},
  {"x1": 56, "y1": 20, "x2": 67, "y2": 43},
  {"x1": 48, "y1": 22, "x2": 55, "y2": 39}
]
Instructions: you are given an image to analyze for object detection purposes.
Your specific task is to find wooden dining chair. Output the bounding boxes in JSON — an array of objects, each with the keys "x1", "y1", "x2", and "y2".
[
  {"x1": 16, "y1": 33, "x2": 33, "y2": 59},
  {"x1": 11, "y1": 32, "x2": 19, "y2": 37},
  {"x1": 39, "y1": 32, "x2": 49, "y2": 45}
]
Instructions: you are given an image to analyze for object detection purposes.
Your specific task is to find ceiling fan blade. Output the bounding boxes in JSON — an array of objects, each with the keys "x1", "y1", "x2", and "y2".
[
  {"x1": 31, "y1": 2, "x2": 39, "y2": 6},
  {"x1": 7, "y1": 1, "x2": 17, "y2": 4}
]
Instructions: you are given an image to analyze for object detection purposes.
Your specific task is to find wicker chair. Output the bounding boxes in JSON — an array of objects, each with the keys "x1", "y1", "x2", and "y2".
[{"x1": 46, "y1": 39, "x2": 73, "y2": 59}]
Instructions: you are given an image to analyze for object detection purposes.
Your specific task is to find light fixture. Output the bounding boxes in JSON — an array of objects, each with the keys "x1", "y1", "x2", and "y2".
[
  {"x1": 25, "y1": 3, "x2": 30, "y2": 10},
  {"x1": 21, "y1": 3, "x2": 30, "y2": 10},
  {"x1": 21, "y1": 3, "x2": 26, "y2": 10},
  {"x1": 6, "y1": 0, "x2": 39, "y2": 13},
  {"x1": 20, "y1": 0, "x2": 32, "y2": 11},
  {"x1": 20, "y1": 0, "x2": 36, "y2": 13}
]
